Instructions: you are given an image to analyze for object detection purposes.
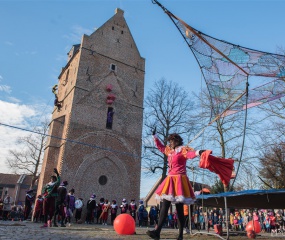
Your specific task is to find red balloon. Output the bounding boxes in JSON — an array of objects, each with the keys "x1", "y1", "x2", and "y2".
[
  {"x1": 247, "y1": 230, "x2": 256, "y2": 239},
  {"x1": 246, "y1": 221, "x2": 261, "y2": 233},
  {"x1": 113, "y1": 214, "x2": 135, "y2": 235}
]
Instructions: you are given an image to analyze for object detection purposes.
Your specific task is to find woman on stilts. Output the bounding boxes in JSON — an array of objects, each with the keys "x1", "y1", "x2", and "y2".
[{"x1": 146, "y1": 127, "x2": 205, "y2": 240}]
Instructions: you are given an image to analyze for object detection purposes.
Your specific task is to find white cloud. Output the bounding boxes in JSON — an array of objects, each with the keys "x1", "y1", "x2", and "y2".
[
  {"x1": 0, "y1": 76, "x2": 12, "y2": 94},
  {"x1": 0, "y1": 85, "x2": 11, "y2": 94},
  {"x1": 63, "y1": 24, "x2": 93, "y2": 43},
  {"x1": 0, "y1": 100, "x2": 36, "y2": 125},
  {"x1": 0, "y1": 100, "x2": 52, "y2": 173},
  {"x1": 7, "y1": 96, "x2": 21, "y2": 103}
]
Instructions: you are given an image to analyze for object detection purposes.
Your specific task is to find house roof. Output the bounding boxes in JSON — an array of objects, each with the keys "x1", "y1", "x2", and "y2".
[
  {"x1": 143, "y1": 176, "x2": 162, "y2": 202},
  {"x1": 21, "y1": 175, "x2": 34, "y2": 188},
  {"x1": 0, "y1": 173, "x2": 20, "y2": 187},
  {"x1": 0, "y1": 173, "x2": 34, "y2": 189},
  {"x1": 195, "y1": 189, "x2": 285, "y2": 209}
]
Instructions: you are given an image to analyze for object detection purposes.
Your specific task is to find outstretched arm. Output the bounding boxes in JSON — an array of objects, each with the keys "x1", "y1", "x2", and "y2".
[
  {"x1": 53, "y1": 168, "x2": 61, "y2": 186},
  {"x1": 153, "y1": 135, "x2": 166, "y2": 154},
  {"x1": 184, "y1": 149, "x2": 206, "y2": 159}
]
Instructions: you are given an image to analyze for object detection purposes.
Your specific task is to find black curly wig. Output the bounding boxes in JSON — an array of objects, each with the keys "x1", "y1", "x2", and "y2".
[{"x1": 167, "y1": 133, "x2": 183, "y2": 146}]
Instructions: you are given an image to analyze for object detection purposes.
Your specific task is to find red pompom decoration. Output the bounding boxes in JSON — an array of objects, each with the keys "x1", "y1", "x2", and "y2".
[{"x1": 106, "y1": 84, "x2": 113, "y2": 92}]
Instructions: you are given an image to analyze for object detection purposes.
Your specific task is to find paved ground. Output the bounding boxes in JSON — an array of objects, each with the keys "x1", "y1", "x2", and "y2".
[{"x1": 0, "y1": 221, "x2": 284, "y2": 240}]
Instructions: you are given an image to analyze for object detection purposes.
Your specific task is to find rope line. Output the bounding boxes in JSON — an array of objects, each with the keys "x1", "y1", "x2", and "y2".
[
  {"x1": 0, "y1": 122, "x2": 140, "y2": 159},
  {"x1": 81, "y1": 46, "x2": 145, "y2": 73},
  {"x1": 230, "y1": 80, "x2": 249, "y2": 189}
]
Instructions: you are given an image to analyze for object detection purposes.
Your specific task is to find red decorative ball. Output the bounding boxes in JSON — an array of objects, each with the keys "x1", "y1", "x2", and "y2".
[
  {"x1": 246, "y1": 221, "x2": 261, "y2": 233},
  {"x1": 247, "y1": 230, "x2": 256, "y2": 239},
  {"x1": 113, "y1": 213, "x2": 135, "y2": 235}
]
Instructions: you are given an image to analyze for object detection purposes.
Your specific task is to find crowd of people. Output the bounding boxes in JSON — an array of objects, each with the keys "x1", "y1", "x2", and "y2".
[
  {"x1": 1, "y1": 191, "x2": 285, "y2": 235},
  {"x1": 179, "y1": 206, "x2": 285, "y2": 235},
  {"x1": 0, "y1": 168, "x2": 157, "y2": 228}
]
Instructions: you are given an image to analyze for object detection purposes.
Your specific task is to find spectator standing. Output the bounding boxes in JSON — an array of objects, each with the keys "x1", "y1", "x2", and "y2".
[
  {"x1": 96, "y1": 198, "x2": 104, "y2": 224},
  {"x1": 149, "y1": 206, "x2": 158, "y2": 227},
  {"x1": 54, "y1": 180, "x2": 68, "y2": 227},
  {"x1": 2, "y1": 193, "x2": 12, "y2": 221},
  {"x1": 75, "y1": 198, "x2": 84, "y2": 223},
  {"x1": 137, "y1": 200, "x2": 145, "y2": 227},
  {"x1": 168, "y1": 212, "x2": 174, "y2": 228},
  {"x1": 33, "y1": 195, "x2": 44, "y2": 223},
  {"x1": 199, "y1": 211, "x2": 205, "y2": 230},
  {"x1": 110, "y1": 200, "x2": 118, "y2": 225},
  {"x1": 101, "y1": 199, "x2": 110, "y2": 225},
  {"x1": 24, "y1": 189, "x2": 35, "y2": 221},
  {"x1": 86, "y1": 195, "x2": 96, "y2": 224},
  {"x1": 143, "y1": 207, "x2": 149, "y2": 227},
  {"x1": 65, "y1": 188, "x2": 76, "y2": 226},
  {"x1": 120, "y1": 198, "x2": 128, "y2": 214},
  {"x1": 41, "y1": 168, "x2": 60, "y2": 228},
  {"x1": 129, "y1": 199, "x2": 137, "y2": 221},
  {"x1": 264, "y1": 213, "x2": 271, "y2": 233},
  {"x1": 9, "y1": 206, "x2": 19, "y2": 221}
]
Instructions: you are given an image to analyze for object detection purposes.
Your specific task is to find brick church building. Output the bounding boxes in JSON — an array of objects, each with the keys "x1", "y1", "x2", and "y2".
[{"x1": 37, "y1": 8, "x2": 145, "y2": 215}]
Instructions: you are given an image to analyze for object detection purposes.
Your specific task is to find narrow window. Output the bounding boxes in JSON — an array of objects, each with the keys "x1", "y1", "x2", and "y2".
[
  {"x1": 112, "y1": 26, "x2": 114, "y2": 30},
  {"x1": 121, "y1": 30, "x2": 124, "y2": 34},
  {"x1": 110, "y1": 64, "x2": 116, "y2": 72},
  {"x1": 106, "y1": 107, "x2": 114, "y2": 129}
]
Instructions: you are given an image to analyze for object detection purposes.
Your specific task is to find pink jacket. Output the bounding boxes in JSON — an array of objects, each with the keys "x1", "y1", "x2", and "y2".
[{"x1": 153, "y1": 136, "x2": 198, "y2": 175}]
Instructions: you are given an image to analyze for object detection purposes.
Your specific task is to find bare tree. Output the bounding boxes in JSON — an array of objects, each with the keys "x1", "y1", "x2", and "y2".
[
  {"x1": 210, "y1": 179, "x2": 234, "y2": 194},
  {"x1": 258, "y1": 141, "x2": 285, "y2": 189},
  {"x1": 142, "y1": 78, "x2": 196, "y2": 181},
  {"x1": 6, "y1": 121, "x2": 49, "y2": 188},
  {"x1": 192, "y1": 88, "x2": 260, "y2": 191}
]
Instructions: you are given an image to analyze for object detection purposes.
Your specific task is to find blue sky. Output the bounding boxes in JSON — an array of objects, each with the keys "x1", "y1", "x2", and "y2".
[{"x1": 0, "y1": 0, "x2": 284, "y2": 198}]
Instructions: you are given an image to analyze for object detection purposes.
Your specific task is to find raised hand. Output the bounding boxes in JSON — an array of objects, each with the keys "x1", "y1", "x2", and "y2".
[
  {"x1": 152, "y1": 126, "x2": 156, "y2": 135},
  {"x1": 199, "y1": 150, "x2": 206, "y2": 156},
  {"x1": 53, "y1": 168, "x2": 59, "y2": 176}
]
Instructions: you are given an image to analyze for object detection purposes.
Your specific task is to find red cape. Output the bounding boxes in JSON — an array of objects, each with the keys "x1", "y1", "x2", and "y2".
[{"x1": 199, "y1": 150, "x2": 234, "y2": 186}]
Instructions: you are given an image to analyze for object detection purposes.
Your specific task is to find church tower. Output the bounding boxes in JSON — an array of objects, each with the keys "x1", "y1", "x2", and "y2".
[{"x1": 37, "y1": 8, "x2": 145, "y2": 211}]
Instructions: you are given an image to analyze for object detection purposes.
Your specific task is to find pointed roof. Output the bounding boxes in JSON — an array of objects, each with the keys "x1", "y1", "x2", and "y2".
[{"x1": 83, "y1": 8, "x2": 145, "y2": 68}]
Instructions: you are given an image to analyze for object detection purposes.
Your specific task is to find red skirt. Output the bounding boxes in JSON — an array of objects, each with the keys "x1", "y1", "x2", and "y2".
[{"x1": 155, "y1": 175, "x2": 196, "y2": 204}]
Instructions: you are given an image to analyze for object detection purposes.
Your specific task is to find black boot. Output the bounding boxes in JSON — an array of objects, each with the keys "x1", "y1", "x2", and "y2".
[
  {"x1": 146, "y1": 199, "x2": 171, "y2": 240},
  {"x1": 53, "y1": 215, "x2": 58, "y2": 227},
  {"x1": 175, "y1": 202, "x2": 184, "y2": 240},
  {"x1": 146, "y1": 229, "x2": 160, "y2": 240}
]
